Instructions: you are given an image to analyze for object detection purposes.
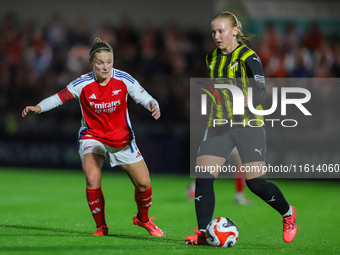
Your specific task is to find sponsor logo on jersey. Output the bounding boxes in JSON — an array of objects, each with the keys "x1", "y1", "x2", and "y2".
[
  {"x1": 89, "y1": 94, "x2": 97, "y2": 99},
  {"x1": 254, "y1": 74, "x2": 265, "y2": 84},
  {"x1": 112, "y1": 90, "x2": 121, "y2": 96},
  {"x1": 90, "y1": 100, "x2": 121, "y2": 113}
]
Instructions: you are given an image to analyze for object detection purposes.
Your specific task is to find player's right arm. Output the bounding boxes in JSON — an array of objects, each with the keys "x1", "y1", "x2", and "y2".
[
  {"x1": 22, "y1": 105, "x2": 42, "y2": 117},
  {"x1": 22, "y1": 87, "x2": 74, "y2": 118}
]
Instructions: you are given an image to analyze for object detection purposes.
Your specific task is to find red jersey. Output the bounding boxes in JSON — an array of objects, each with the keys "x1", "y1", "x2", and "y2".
[{"x1": 39, "y1": 68, "x2": 155, "y2": 148}]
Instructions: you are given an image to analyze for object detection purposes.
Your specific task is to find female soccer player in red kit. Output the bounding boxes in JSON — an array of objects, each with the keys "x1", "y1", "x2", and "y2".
[{"x1": 22, "y1": 38, "x2": 164, "y2": 237}]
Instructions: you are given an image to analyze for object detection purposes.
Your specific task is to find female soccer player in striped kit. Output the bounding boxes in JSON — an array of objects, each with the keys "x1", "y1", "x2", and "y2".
[
  {"x1": 185, "y1": 12, "x2": 297, "y2": 245},
  {"x1": 22, "y1": 38, "x2": 164, "y2": 237}
]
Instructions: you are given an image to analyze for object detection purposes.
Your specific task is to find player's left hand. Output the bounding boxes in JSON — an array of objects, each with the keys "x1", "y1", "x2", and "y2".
[{"x1": 150, "y1": 101, "x2": 161, "y2": 120}]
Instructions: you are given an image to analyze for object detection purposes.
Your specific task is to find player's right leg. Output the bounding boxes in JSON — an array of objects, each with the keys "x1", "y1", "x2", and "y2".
[
  {"x1": 79, "y1": 139, "x2": 108, "y2": 236},
  {"x1": 185, "y1": 155, "x2": 224, "y2": 245},
  {"x1": 185, "y1": 128, "x2": 233, "y2": 245}
]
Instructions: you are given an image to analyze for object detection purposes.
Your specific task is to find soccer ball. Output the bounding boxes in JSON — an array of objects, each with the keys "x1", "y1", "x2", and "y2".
[{"x1": 206, "y1": 217, "x2": 239, "y2": 247}]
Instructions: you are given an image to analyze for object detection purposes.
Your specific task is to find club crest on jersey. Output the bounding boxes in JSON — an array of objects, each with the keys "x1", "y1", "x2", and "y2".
[
  {"x1": 112, "y1": 90, "x2": 121, "y2": 96},
  {"x1": 230, "y1": 62, "x2": 239, "y2": 71}
]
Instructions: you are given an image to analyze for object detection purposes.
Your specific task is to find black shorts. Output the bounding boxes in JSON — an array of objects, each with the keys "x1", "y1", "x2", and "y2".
[{"x1": 197, "y1": 126, "x2": 266, "y2": 164}]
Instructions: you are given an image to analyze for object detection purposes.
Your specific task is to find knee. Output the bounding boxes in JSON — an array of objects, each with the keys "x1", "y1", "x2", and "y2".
[
  {"x1": 135, "y1": 178, "x2": 151, "y2": 191},
  {"x1": 195, "y1": 171, "x2": 215, "y2": 185},
  {"x1": 195, "y1": 171, "x2": 216, "y2": 180}
]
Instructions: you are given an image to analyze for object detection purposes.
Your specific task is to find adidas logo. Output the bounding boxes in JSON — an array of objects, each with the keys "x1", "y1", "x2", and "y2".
[
  {"x1": 92, "y1": 207, "x2": 101, "y2": 214},
  {"x1": 89, "y1": 94, "x2": 96, "y2": 99},
  {"x1": 136, "y1": 152, "x2": 142, "y2": 158},
  {"x1": 142, "y1": 202, "x2": 152, "y2": 208},
  {"x1": 142, "y1": 195, "x2": 152, "y2": 201}
]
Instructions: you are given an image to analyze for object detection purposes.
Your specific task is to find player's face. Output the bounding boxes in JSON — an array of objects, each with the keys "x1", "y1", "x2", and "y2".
[
  {"x1": 91, "y1": 51, "x2": 113, "y2": 84},
  {"x1": 211, "y1": 18, "x2": 238, "y2": 54}
]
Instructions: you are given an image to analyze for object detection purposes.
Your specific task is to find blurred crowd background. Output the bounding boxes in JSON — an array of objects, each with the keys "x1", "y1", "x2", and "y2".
[{"x1": 0, "y1": 0, "x2": 339, "y2": 175}]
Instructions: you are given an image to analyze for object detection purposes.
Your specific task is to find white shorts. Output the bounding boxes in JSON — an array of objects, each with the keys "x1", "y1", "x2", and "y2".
[{"x1": 78, "y1": 138, "x2": 143, "y2": 167}]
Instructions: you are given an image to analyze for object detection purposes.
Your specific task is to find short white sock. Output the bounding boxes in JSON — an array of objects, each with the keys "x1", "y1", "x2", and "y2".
[
  {"x1": 235, "y1": 192, "x2": 244, "y2": 198},
  {"x1": 282, "y1": 206, "x2": 293, "y2": 218}
]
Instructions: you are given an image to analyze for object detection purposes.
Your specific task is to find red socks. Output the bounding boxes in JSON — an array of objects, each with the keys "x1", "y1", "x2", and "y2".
[
  {"x1": 235, "y1": 170, "x2": 245, "y2": 193},
  {"x1": 86, "y1": 187, "x2": 106, "y2": 227},
  {"x1": 86, "y1": 186, "x2": 152, "y2": 226},
  {"x1": 134, "y1": 186, "x2": 152, "y2": 222}
]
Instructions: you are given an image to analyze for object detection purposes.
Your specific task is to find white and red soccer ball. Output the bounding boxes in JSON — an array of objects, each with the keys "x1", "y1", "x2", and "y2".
[{"x1": 206, "y1": 217, "x2": 239, "y2": 247}]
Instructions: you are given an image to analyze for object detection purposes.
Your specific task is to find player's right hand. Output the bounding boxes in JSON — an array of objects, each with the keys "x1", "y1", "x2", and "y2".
[{"x1": 22, "y1": 106, "x2": 41, "y2": 118}]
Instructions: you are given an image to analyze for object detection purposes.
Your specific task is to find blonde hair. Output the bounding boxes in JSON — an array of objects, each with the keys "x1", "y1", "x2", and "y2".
[
  {"x1": 89, "y1": 37, "x2": 113, "y2": 60},
  {"x1": 212, "y1": 11, "x2": 254, "y2": 44}
]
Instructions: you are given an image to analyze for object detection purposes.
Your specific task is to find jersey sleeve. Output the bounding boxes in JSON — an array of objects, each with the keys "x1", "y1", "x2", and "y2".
[
  {"x1": 119, "y1": 71, "x2": 158, "y2": 111},
  {"x1": 37, "y1": 87, "x2": 74, "y2": 113},
  {"x1": 37, "y1": 72, "x2": 93, "y2": 113},
  {"x1": 66, "y1": 74, "x2": 91, "y2": 99},
  {"x1": 245, "y1": 53, "x2": 265, "y2": 89},
  {"x1": 245, "y1": 53, "x2": 266, "y2": 106}
]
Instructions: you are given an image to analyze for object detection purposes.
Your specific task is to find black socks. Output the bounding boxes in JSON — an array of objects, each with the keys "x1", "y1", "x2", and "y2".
[
  {"x1": 195, "y1": 172, "x2": 216, "y2": 230},
  {"x1": 246, "y1": 176, "x2": 290, "y2": 215}
]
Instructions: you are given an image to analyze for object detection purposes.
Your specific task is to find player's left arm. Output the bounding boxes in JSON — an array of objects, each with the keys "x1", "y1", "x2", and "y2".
[
  {"x1": 149, "y1": 100, "x2": 161, "y2": 120},
  {"x1": 125, "y1": 75, "x2": 161, "y2": 120},
  {"x1": 245, "y1": 53, "x2": 266, "y2": 107}
]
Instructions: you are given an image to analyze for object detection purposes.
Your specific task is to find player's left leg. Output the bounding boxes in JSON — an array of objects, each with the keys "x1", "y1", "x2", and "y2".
[
  {"x1": 245, "y1": 165, "x2": 297, "y2": 243},
  {"x1": 120, "y1": 160, "x2": 164, "y2": 237},
  {"x1": 236, "y1": 126, "x2": 296, "y2": 243}
]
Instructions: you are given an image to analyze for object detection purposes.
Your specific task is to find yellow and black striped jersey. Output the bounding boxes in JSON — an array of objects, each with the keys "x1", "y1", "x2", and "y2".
[{"x1": 205, "y1": 43, "x2": 266, "y2": 127}]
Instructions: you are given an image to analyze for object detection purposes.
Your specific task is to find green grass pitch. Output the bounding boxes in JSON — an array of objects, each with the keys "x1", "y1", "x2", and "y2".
[{"x1": 0, "y1": 168, "x2": 339, "y2": 255}]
